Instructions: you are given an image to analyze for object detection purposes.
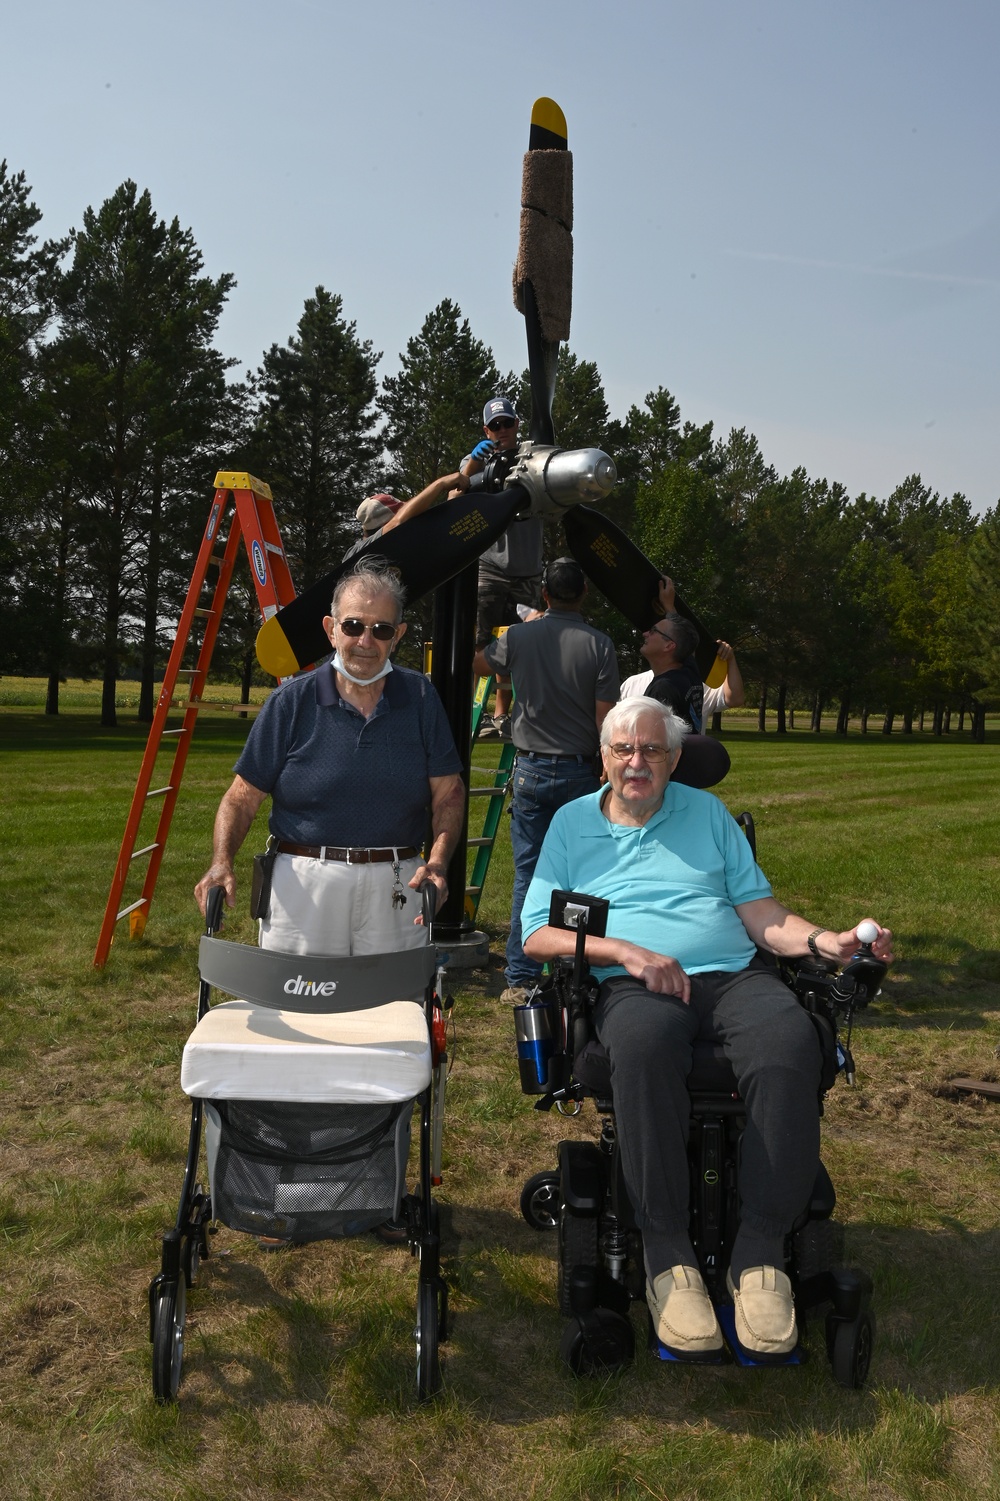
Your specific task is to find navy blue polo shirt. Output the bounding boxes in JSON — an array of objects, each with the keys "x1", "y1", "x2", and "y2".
[{"x1": 234, "y1": 664, "x2": 462, "y2": 847}]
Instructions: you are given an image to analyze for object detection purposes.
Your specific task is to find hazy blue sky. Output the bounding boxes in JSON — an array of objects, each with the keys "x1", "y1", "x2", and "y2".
[{"x1": 6, "y1": 0, "x2": 998, "y2": 510}]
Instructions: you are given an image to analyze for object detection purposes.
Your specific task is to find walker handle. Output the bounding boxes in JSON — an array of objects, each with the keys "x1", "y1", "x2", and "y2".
[
  {"x1": 205, "y1": 885, "x2": 226, "y2": 936},
  {"x1": 419, "y1": 880, "x2": 438, "y2": 937}
]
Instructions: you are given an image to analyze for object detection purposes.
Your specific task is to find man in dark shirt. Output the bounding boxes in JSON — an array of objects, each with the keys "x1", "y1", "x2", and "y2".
[
  {"x1": 194, "y1": 563, "x2": 464, "y2": 956},
  {"x1": 641, "y1": 611, "x2": 704, "y2": 732}
]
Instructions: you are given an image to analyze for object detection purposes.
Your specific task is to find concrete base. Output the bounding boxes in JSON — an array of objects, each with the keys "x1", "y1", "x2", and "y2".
[{"x1": 433, "y1": 929, "x2": 491, "y2": 970}]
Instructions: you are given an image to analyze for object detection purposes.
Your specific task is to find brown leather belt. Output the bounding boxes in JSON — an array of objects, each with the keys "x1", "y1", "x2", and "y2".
[{"x1": 275, "y1": 841, "x2": 419, "y2": 864}]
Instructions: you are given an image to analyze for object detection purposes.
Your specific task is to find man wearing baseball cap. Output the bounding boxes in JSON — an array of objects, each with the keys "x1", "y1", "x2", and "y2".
[
  {"x1": 343, "y1": 468, "x2": 470, "y2": 562},
  {"x1": 461, "y1": 397, "x2": 544, "y2": 740}
]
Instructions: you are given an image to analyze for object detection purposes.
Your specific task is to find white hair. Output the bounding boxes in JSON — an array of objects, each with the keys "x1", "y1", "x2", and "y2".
[{"x1": 600, "y1": 698, "x2": 689, "y2": 753}]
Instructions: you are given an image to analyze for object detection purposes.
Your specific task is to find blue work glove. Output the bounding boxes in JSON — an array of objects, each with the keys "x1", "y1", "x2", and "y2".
[{"x1": 471, "y1": 439, "x2": 496, "y2": 461}]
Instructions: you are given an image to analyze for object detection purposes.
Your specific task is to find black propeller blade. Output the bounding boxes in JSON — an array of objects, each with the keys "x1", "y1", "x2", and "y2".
[
  {"x1": 562, "y1": 504, "x2": 724, "y2": 683},
  {"x1": 255, "y1": 485, "x2": 527, "y2": 677}
]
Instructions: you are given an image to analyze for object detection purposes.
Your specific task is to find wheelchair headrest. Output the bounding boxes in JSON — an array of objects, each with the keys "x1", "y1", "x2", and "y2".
[{"x1": 671, "y1": 734, "x2": 731, "y2": 790}]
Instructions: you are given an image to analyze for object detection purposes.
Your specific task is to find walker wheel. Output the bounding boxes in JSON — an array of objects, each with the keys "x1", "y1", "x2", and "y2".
[
  {"x1": 151, "y1": 1279, "x2": 187, "y2": 1403},
  {"x1": 416, "y1": 1278, "x2": 443, "y2": 1401}
]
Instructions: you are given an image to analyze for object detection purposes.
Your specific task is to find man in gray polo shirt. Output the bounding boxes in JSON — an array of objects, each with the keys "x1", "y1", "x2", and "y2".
[{"x1": 473, "y1": 557, "x2": 619, "y2": 1001}]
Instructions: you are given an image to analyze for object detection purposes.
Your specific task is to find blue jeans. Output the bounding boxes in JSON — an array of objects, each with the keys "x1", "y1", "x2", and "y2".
[{"x1": 506, "y1": 754, "x2": 600, "y2": 988}]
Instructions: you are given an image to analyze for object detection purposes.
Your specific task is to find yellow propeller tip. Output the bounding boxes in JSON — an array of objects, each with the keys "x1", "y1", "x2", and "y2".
[
  {"x1": 705, "y1": 655, "x2": 728, "y2": 690},
  {"x1": 530, "y1": 97, "x2": 567, "y2": 143},
  {"x1": 256, "y1": 617, "x2": 300, "y2": 678}
]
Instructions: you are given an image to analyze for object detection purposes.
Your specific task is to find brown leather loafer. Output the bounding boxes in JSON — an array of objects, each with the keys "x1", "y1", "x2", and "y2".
[
  {"x1": 727, "y1": 1265, "x2": 797, "y2": 1357},
  {"x1": 646, "y1": 1265, "x2": 723, "y2": 1355}
]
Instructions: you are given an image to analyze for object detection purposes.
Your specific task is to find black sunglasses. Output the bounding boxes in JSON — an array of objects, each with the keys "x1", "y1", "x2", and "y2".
[
  {"x1": 487, "y1": 417, "x2": 516, "y2": 432},
  {"x1": 338, "y1": 618, "x2": 398, "y2": 640}
]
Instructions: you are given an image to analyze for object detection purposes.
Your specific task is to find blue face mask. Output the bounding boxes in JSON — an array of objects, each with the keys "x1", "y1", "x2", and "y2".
[{"x1": 332, "y1": 650, "x2": 393, "y2": 687}]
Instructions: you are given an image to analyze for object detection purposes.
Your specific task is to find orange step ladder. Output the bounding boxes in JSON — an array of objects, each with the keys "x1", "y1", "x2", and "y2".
[{"x1": 93, "y1": 472, "x2": 296, "y2": 967}]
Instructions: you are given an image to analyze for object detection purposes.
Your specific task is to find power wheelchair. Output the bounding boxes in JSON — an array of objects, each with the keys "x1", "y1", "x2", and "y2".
[{"x1": 515, "y1": 814, "x2": 887, "y2": 1388}]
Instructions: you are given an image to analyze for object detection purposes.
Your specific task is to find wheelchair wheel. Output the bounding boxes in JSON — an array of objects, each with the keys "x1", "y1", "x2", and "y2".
[
  {"x1": 558, "y1": 1210, "x2": 599, "y2": 1316},
  {"x1": 828, "y1": 1309, "x2": 875, "y2": 1389},
  {"x1": 560, "y1": 1309, "x2": 635, "y2": 1376},
  {"x1": 151, "y1": 1278, "x2": 186, "y2": 1404},
  {"x1": 415, "y1": 1278, "x2": 442, "y2": 1401},
  {"x1": 520, "y1": 1171, "x2": 560, "y2": 1231}
]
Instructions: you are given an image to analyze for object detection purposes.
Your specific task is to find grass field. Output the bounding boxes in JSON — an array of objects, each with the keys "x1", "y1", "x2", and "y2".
[{"x1": 2, "y1": 681, "x2": 1000, "y2": 1500}]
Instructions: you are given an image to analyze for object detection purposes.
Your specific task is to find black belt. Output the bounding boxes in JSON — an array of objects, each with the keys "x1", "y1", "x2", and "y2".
[
  {"x1": 519, "y1": 751, "x2": 594, "y2": 762},
  {"x1": 275, "y1": 842, "x2": 419, "y2": 864}
]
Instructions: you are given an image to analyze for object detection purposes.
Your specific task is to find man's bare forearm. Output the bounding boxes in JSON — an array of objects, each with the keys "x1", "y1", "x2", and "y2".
[
  {"x1": 212, "y1": 776, "x2": 267, "y2": 864},
  {"x1": 426, "y1": 774, "x2": 465, "y2": 871},
  {"x1": 194, "y1": 775, "x2": 267, "y2": 912}
]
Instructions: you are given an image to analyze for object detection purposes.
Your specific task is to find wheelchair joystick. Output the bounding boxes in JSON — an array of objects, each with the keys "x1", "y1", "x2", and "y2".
[{"x1": 855, "y1": 920, "x2": 879, "y2": 950}]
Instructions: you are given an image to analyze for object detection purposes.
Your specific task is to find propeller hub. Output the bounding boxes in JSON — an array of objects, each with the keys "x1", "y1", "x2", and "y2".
[{"x1": 505, "y1": 443, "x2": 618, "y2": 518}]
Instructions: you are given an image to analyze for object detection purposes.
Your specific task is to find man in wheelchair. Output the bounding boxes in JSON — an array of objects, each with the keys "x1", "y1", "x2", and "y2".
[{"x1": 520, "y1": 698, "x2": 893, "y2": 1363}]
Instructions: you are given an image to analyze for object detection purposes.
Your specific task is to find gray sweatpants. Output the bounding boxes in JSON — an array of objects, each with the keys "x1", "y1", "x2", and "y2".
[{"x1": 594, "y1": 962, "x2": 822, "y2": 1258}]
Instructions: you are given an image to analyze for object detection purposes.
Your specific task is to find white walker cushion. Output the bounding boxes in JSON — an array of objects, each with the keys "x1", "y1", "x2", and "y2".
[{"x1": 180, "y1": 1000, "x2": 432, "y2": 1104}]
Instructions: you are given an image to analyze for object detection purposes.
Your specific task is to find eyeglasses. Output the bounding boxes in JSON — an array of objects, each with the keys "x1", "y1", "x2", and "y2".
[
  {"x1": 607, "y1": 742, "x2": 671, "y2": 764},
  {"x1": 487, "y1": 417, "x2": 516, "y2": 432},
  {"x1": 337, "y1": 618, "x2": 398, "y2": 640},
  {"x1": 648, "y1": 626, "x2": 677, "y2": 645}
]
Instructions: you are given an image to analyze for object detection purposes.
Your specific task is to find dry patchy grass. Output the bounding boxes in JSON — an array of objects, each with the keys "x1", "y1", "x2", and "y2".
[{"x1": 2, "y1": 704, "x2": 1000, "y2": 1498}]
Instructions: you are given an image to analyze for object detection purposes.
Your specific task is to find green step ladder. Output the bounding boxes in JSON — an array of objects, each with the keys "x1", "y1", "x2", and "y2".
[{"x1": 465, "y1": 673, "x2": 516, "y2": 922}]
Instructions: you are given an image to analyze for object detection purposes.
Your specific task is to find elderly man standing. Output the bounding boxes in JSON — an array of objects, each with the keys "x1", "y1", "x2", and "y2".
[
  {"x1": 194, "y1": 562, "x2": 465, "y2": 957},
  {"x1": 520, "y1": 698, "x2": 892, "y2": 1361}
]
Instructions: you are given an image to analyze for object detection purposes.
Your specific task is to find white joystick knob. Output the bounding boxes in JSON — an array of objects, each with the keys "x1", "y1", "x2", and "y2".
[{"x1": 856, "y1": 920, "x2": 879, "y2": 945}]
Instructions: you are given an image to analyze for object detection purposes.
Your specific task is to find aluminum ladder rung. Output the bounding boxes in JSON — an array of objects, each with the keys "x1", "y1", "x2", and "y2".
[
  {"x1": 145, "y1": 786, "x2": 173, "y2": 800},
  {"x1": 129, "y1": 843, "x2": 160, "y2": 861},
  {"x1": 468, "y1": 785, "x2": 507, "y2": 797},
  {"x1": 115, "y1": 897, "x2": 149, "y2": 921}
]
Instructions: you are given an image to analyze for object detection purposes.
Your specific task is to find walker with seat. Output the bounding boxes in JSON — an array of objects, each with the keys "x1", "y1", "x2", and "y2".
[
  {"x1": 516, "y1": 815, "x2": 887, "y2": 1388},
  {"x1": 148, "y1": 884, "x2": 449, "y2": 1402}
]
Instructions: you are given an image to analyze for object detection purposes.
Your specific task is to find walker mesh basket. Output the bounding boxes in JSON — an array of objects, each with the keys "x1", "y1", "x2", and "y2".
[{"x1": 204, "y1": 1098, "x2": 413, "y2": 1242}]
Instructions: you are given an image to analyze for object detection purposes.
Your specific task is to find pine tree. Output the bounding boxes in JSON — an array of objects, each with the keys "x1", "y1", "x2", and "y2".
[
  {"x1": 379, "y1": 299, "x2": 501, "y2": 494},
  {"x1": 46, "y1": 181, "x2": 234, "y2": 724},
  {"x1": 251, "y1": 287, "x2": 381, "y2": 590}
]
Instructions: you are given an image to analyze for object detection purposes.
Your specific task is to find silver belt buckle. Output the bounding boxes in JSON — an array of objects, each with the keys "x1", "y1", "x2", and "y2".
[{"x1": 346, "y1": 846, "x2": 365, "y2": 864}]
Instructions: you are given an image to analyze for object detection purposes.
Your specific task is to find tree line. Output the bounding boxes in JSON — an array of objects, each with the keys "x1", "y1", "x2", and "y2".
[{"x1": 2, "y1": 165, "x2": 997, "y2": 736}]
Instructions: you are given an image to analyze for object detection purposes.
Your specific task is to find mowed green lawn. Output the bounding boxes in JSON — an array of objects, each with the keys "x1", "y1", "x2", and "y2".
[{"x1": 2, "y1": 686, "x2": 1000, "y2": 1501}]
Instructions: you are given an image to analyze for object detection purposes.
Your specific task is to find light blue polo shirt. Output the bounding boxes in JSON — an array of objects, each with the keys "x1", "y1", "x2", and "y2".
[{"x1": 519, "y1": 782, "x2": 772, "y2": 981}]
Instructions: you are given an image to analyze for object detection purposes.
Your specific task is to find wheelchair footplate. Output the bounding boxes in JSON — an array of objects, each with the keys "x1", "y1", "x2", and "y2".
[{"x1": 650, "y1": 1303, "x2": 804, "y2": 1367}]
